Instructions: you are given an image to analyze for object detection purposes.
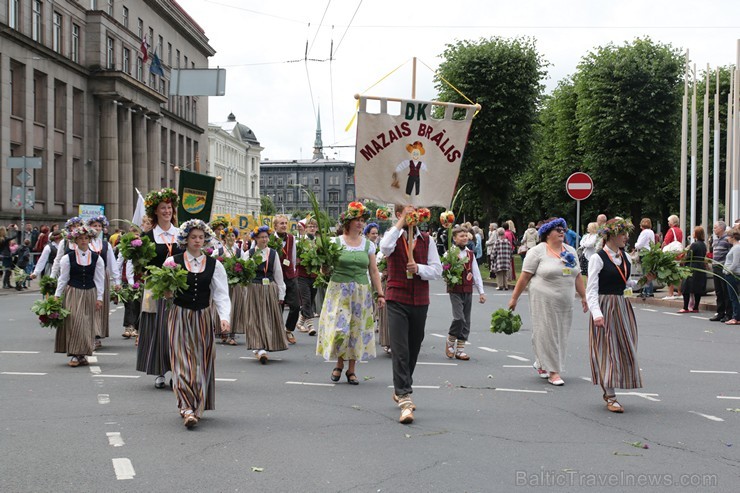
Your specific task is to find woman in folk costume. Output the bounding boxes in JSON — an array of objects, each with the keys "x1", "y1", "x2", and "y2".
[
  {"x1": 50, "y1": 217, "x2": 85, "y2": 278},
  {"x1": 31, "y1": 229, "x2": 63, "y2": 279},
  {"x1": 164, "y1": 220, "x2": 230, "y2": 429},
  {"x1": 586, "y1": 218, "x2": 653, "y2": 413},
  {"x1": 317, "y1": 202, "x2": 385, "y2": 384},
  {"x1": 209, "y1": 217, "x2": 230, "y2": 253},
  {"x1": 136, "y1": 188, "x2": 182, "y2": 389},
  {"x1": 87, "y1": 215, "x2": 121, "y2": 349},
  {"x1": 241, "y1": 225, "x2": 287, "y2": 363},
  {"x1": 53, "y1": 225, "x2": 105, "y2": 367},
  {"x1": 213, "y1": 226, "x2": 246, "y2": 345}
]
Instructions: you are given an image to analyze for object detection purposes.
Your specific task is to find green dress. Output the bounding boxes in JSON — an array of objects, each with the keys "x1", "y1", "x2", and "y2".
[{"x1": 316, "y1": 237, "x2": 377, "y2": 361}]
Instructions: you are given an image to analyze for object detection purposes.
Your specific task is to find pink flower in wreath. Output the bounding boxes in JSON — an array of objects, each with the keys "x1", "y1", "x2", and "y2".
[{"x1": 132, "y1": 282, "x2": 141, "y2": 290}]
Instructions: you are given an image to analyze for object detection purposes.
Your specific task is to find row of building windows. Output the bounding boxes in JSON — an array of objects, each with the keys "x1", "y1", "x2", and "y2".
[
  {"x1": 268, "y1": 189, "x2": 355, "y2": 203},
  {"x1": 259, "y1": 174, "x2": 353, "y2": 187}
]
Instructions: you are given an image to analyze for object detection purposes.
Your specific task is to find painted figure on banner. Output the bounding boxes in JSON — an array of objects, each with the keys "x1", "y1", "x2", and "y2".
[{"x1": 392, "y1": 141, "x2": 428, "y2": 196}]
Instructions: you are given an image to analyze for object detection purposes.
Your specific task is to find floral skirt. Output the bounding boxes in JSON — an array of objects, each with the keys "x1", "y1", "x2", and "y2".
[{"x1": 317, "y1": 281, "x2": 376, "y2": 361}]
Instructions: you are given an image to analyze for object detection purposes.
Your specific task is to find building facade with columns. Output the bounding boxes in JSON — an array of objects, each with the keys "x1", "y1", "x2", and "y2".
[
  {"x1": 207, "y1": 113, "x2": 262, "y2": 217},
  {"x1": 0, "y1": 0, "x2": 214, "y2": 222}
]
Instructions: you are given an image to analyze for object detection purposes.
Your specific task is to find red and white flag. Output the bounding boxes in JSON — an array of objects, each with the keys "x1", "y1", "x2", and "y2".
[{"x1": 140, "y1": 37, "x2": 149, "y2": 63}]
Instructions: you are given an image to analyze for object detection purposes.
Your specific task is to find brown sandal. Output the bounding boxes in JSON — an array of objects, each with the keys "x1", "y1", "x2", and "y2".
[{"x1": 603, "y1": 394, "x2": 624, "y2": 413}]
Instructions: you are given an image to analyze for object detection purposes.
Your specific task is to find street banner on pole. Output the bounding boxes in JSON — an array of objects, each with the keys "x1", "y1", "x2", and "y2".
[
  {"x1": 177, "y1": 169, "x2": 216, "y2": 222},
  {"x1": 354, "y1": 96, "x2": 478, "y2": 207}
]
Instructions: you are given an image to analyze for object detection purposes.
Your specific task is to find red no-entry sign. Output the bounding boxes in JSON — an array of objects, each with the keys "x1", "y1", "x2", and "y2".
[{"x1": 566, "y1": 172, "x2": 593, "y2": 201}]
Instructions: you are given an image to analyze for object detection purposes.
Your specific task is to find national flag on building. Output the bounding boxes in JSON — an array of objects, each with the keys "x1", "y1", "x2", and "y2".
[
  {"x1": 149, "y1": 51, "x2": 164, "y2": 77},
  {"x1": 140, "y1": 37, "x2": 149, "y2": 63}
]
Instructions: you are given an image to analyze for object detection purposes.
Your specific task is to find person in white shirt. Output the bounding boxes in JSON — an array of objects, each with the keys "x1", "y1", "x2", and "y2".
[
  {"x1": 164, "y1": 219, "x2": 230, "y2": 429},
  {"x1": 31, "y1": 230, "x2": 63, "y2": 279},
  {"x1": 634, "y1": 218, "x2": 656, "y2": 297},
  {"x1": 54, "y1": 225, "x2": 105, "y2": 368},
  {"x1": 579, "y1": 222, "x2": 601, "y2": 275},
  {"x1": 87, "y1": 216, "x2": 121, "y2": 348},
  {"x1": 445, "y1": 227, "x2": 486, "y2": 361}
]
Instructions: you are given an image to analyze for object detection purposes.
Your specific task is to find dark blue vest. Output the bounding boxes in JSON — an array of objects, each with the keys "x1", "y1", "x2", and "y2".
[{"x1": 250, "y1": 248, "x2": 277, "y2": 283}]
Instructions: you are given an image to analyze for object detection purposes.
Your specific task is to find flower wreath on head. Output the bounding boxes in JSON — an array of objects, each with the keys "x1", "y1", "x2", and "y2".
[
  {"x1": 537, "y1": 218, "x2": 567, "y2": 237},
  {"x1": 221, "y1": 226, "x2": 239, "y2": 238},
  {"x1": 599, "y1": 218, "x2": 635, "y2": 238},
  {"x1": 87, "y1": 215, "x2": 109, "y2": 227},
  {"x1": 176, "y1": 219, "x2": 215, "y2": 246},
  {"x1": 251, "y1": 225, "x2": 273, "y2": 239},
  {"x1": 64, "y1": 216, "x2": 84, "y2": 232},
  {"x1": 67, "y1": 225, "x2": 96, "y2": 241},
  {"x1": 144, "y1": 188, "x2": 179, "y2": 218},
  {"x1": 340, "y1": 201, "x2": 371, "y2": 225},
  {"x1": 210, "y1": 217, "x2": 230, "y2": 231}
]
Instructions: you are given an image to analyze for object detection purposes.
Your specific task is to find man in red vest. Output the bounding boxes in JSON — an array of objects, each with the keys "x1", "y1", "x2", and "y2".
[
  {"x1": 379, "y1": 205, "x2": 442, "y2": 424},
  {"x1": 446, "y1": 227, "x2": 486, "y2": 360},
  {"x1": 273, "y1": 215, "x2": 300, "y2": 344}
]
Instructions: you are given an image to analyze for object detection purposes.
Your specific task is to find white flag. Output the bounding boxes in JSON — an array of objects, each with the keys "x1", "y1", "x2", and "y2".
[{"x1": 132, "y1": 188, "x2": 145, "y2": 227}]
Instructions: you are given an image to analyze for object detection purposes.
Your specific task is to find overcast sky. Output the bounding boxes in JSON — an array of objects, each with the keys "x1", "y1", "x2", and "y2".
[{"x1": 176, "y1": 0, "x2": 740, "y2": 163}]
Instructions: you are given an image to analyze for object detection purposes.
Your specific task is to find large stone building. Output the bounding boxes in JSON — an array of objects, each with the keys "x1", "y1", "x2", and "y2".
[
  {"x1": 207, "y1": 113, "x2": 261, "y2": 216},
  {"x1": 0, "y1": 0, "x2": 214, "y2": 222},
  {"x1": 260, "y1": 114, "x2": 355, "y2": 219}
]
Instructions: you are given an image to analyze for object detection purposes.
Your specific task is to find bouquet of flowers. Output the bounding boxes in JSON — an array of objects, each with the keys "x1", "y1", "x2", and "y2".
[
  {"x1": 118, "y1": 233, "x2": 157, "y2": 275},
  {"x1": 39, "y1": 276, "x2": 58, "y2": 297},
  {"x1": 223, "y1": 253, "x2": 262, "y2": 286},
  {"x1": 110, "y1": 282, "x2": 143, "y2": 305},
  {"x1": 376, "y1": 207, "x2": 390, "y2": 221},
  {"x1": 639, "y1": 242, "x2": 691, "y2": 286},
  {"x1": 416, "y1": 207, "x2": 431, "y2": 224},
  {"x1": 30, "y1": 296, "x2": 71, "y2": 329},
  {"x1": 405, "y1": 210, "x2": 421, "y2": 227},
  {"x1": 490, "y1": 308, "x2": 522, "y2": 335},
  {"x1": 12, "y1": 267, "x2": 29, "y2": 286},
  {"x1": 145, "y1": 260, "x2": 190, "y2": 301},
  {"x1": 440, "y1": 245, "x2": 469, "y2": 288},
  {"x1": 440, "y1": 211, "x2": 455, "y2": 228},
  {"x1": 376, "y1": 251, "x2": 387, "y2": 273}
]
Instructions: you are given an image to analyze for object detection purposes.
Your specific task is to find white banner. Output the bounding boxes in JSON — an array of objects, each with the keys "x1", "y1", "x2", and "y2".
[{"x1": 354, "y1": 97, "x2": 477, "y2": 207}]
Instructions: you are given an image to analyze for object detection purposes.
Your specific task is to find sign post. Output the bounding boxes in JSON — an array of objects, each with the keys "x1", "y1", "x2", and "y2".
[
  {"x1": 565, "y1": 172, "x2": 594, "y2": 238},
  {"x1": 7, "y1": 157, "x2": 41, "y2": 237}
]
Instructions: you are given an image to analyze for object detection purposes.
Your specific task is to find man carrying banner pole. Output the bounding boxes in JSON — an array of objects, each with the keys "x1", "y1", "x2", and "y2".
[{"x1": 379, "y1": 205, "x2": 442, "y2": 424}]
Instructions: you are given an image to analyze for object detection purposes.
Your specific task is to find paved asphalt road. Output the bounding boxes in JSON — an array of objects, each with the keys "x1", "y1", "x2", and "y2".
[{"x1": 1, "y1": 281, "x2": 739, "y2": 492}]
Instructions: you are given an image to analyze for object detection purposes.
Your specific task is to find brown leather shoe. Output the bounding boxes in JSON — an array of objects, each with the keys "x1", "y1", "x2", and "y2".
[
  {"x1": 604, "y1": 395, "x2": 624, "y2": 413},
  {"x1": 445, "y1": 340, "x2": 455, "y2": 359},
  {"x1": 78, "y1": 357, "x2": 89, "y2": 366},
  {"x1": 68, "y1": 357, "x2": 80, "y2": 367},
  {"x1": 285, "y1": 331, "x2": 296, "y2": 344},
  {"x1": 392, "y1": 392, "x2": 416, "y2": 410}
]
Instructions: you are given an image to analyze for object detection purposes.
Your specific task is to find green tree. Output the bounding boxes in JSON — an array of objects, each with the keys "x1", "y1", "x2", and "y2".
[
  {"x1": 574, "y1": 38, "x2": 684, "y2": 225},
  {"x1": 435, "y1": 37, "x2": 548, "y2": 223},
  {"x1": 260, "y1": 195, "x2": 276, "y2": 216}
]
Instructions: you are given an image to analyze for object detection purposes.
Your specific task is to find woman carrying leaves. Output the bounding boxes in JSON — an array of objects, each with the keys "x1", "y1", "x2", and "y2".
[
  {"x1": 242, "y1": 225, "x2": 287, "y2": 363},
  {"x1": 53, "y1": 225, "x2": 105, "y2": 367},
  {"x1": 317, "y1": 202, "x2": 384, "y2": 384},
  {"x1": 136, "y1": 188, "x2": 182, "y2": 389},
  {"x1": 508, "y1": 218, "x2": 588, "y2": 386},
  {"x1": 586, "y1": 218, "x2": 653, "y2": 413},
  {"x1": 163, "y1": 220, "x2": 230, "y2": 428},
  {"x1": 213, "y1": 226, "x2": 245, "y2": 345}
]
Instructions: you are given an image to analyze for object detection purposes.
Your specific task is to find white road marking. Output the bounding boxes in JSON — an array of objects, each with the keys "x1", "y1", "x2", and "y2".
[
  {"x1": 507, "y1": 355, "x2": 530, "y2": 362},
  {"x1": 0, "y1": 350, "x2": 40, "y2": 354},
  {"x1": 87, "y1": 356, "x2": 98, "y2": 363},
  {"x1": 502, "y1": 365, "x2": 532, "y2": 368},
  {"x1": 89, "y1": 366, "x2": 102, "y2": 374},
  {"x1": 112, "y1": 458, "x2": 135, "y2": 480},
  {"x1": 107, "y1": 432, "x2": 125, "y2": 447},
  {"x1": 478, "y1": 346, "x2": 498, "y2": 353},
  {"x1": 663, "y1": 312, "x2": 682, "y2": 316},
  {"x1": 641, "y1": 308, "x2": 658, "y2": 312},
  {"x1": 386, "y1": 385, "x2": 440, "y2": 389},
  {"x1": 690, "y1": 370, "x2": 738, "y2": 374},
  {"x1": 97, "y1": 394, "x2": 111, "y2": 404},
  {"x1": 93, "y1": 352, "x2": 119, "y2": 356},
  {"x1": 215, "y1": 378, "x2": 237, "y2": 382},
  {"x1": 1, "y1": 371, "x2": 46, "y2": 376},
  {"x1": 430, "y1": 334, "x2": 469, "y2": 344},
  {"x1": 689, "y1": 411, "x2": 724, "y2": 422},
  {"x1": 690, "y1": 316, "x2": 710, "y2": 320},
  {"x1": 580, "y1": 376, "x2": 592, "y2": 382},
  {"x1": 495, "y1": 388, "x2": 548, "y2": 394},
  {"x1": 92, "y1": 374, "x2": 140, "y2": 379},
  {"x1": 717, "y1": 396, "x2": 740, "y2": 400},
  {"x1": 616, "y1": 391, "x2": 660, "y2": 402},
  {"x1": 416, "y1": 362, "x2": 458, "y2": 366},
  {"x1": 285, "y1": 381, "x2": 335, "y2": 387}
]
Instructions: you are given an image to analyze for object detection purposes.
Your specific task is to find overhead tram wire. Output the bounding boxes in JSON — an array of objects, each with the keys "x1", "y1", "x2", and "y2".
[
  {"x1": 307, "y1": 0, "x2": 332, "y2": 59},
  {"x1": 329, "y1": 26, "x2": 337, "y2": 146},
  {"x1": 305, "y1": 23, "x2": 318, "y2": 122},
  {"x1": 202, "y1": 0, "x2": 304, "y2": 24},
  {"x1": 332, "y1": 0, "x2": 363, "y2": 58}
]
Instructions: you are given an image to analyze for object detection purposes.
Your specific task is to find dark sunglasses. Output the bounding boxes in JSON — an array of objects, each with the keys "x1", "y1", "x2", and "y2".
[{"x1": 553, "y1": 227, "x2": 565, "y2": 233}]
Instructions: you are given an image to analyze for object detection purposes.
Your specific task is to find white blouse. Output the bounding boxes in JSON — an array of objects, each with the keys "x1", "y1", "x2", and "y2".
[
  {"x1": 164, "y1": 253, "x2": 231, "y2": 322},
  {"x1": 33, "y1": 240, "x2": 61, "y2": 278},
  {"x1": 90, "y1": 237, "x2": 121, "y2": 285},
  {"x1": 54, "y1": 249, "x2": 106, "y2": 301}
]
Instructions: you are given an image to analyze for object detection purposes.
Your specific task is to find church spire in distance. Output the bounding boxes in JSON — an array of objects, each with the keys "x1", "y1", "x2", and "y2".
[{"x1": 312, "y1": 108, "x2": 323, "y2": 159}]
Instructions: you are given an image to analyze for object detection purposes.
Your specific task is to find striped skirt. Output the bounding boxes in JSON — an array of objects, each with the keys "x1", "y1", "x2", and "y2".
[
  {"x1": 589, "y1": 294, "x2": 642, "y2": 389},
  {"x1": 94, "y1": 273, "x2": 110, "y2": 338},
  {"x1": 136, "y1": 298, "x2": 172, "y2": 375},
  {"x1": 55, "y1": 286, "x2": 96, "y2": 356},
  {"x1": 244, "y1": 282, "x2": 288, "y2": 351},
  {"x1": 229, "y1": 284, "x2": 248, "y2": 334},
  {"x1": 168, "y1": 305, "x2": 215, "y2": 417}
]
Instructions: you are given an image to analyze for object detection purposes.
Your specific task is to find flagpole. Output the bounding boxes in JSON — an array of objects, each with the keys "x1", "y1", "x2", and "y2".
[
  {"x1": 702, "y1": 64, "x2": 710, "y2": 231},
  {"x1": 714, "y1": 67, "x2": 720, "y2": 227},
  {"x1": 679, "y1": 51, "x2": 689, "y2": 245},
  {"x1": 690, "y1": 63, "x2": 697, "y2": 239},
  {"x1": 411, "y1": 57, "x2": 417, "y2": 99},
  {"x1": 726, "y1": 70, "x2": 733, "y2": 224},
  {"x1": 734, "y1": 40, "x2": 740, "y2": 224}
]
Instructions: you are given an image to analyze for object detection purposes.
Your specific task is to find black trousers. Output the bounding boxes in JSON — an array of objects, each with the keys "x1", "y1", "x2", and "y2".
[
  {"x1": 123, "y1": 299, "x2": 141, "y2": 328},
  {"x1": 387, "y1": 301, "x2": 428, "y2": 396},
  {"x1": 283, "y1": 277, "x2": 301, "y2": 331},
  {"x1": 713, "y1": 265, "x2": 732, "y2": 318},
  {"x1": 405, "y1": 176, "x2": 420, "y2": 195},
  {"x1": 296, "y1": 276, "x2": 317, "y2": 319}
]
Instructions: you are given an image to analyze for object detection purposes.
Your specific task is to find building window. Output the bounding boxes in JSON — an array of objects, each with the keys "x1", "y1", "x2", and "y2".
[
  {"x1": 137, "y1": 18, "x2": 143, "y2": 38},
  {"x1": 301, "y1": 176, "x2": 308, "y2": 186},
  {"x1": 52, "y1": 12, "x2": 62, "y2": 53},
  {"x1": 167, "y1": 43, "x2": 172, "y2": 65},
  {"x1": 267, "y1": 176, "x2": 273, "y2": 186},
  {"x1": 276, "y1": 192, "x2": 283, "y2": 203},
  {"x1": 184, "y1": 55, "x2": 188, "y2": 67},
  {"x1": 259, "y1": 177, "x2": 264, "y2": 187},
  {"x1": 73, "y1": 88, "x2": 83, "y2": 135},
  {"x1": 122, "y1": 6, "x2": 128, "y2": 28},
  {"x1": 157, "y1": 36, "x2": 163, "y2": 58},
  {"x1": 287, "y1": 192, "x2": 294, "y2": 203},
  {"x1": 136, "y1": 57, "x2": 143, "y2": 81},
  {"x1": 149, "y1": 27, "x2": 154, "y2": 48},
  {"x1": 328, "y1": 191, "x2": 339, "y2": 202},
  {"x1": 149, "y1": 72, "x2": 155, "y2": 87},
  {"x1": 106, "y1": 0, "x2": 113, "y2": 16},
  {"x1": 314, "y1": 177, "x2": 320, "y2": 185},
  {"x1": 277, "y1": 177, "x2": 283, "y2": 187},
  {"x1": 71, "y1": 24, "x2": 80, "y2": 62},
  {"x1": 347, "y1": 189, "x2": 354, "y2": 201},
  {"x1": 10, "y1": 61, "x2": 25, "y2": 118},
  {"x1": 33, "y1": 71, "x2": 48, "y2": 124},
  {"x1": 32, "y1": 1, "x2": 42, "y2": 43},
  {"x1": 192, "y1": 99, "x2": 197, "y2": 122},
  {"x1": 9, "y1": 0, "x2": 20, "y2": 30},
  {"x1": 123, "y1": 48, "x2": 131, "y2": 74},
  {"x1": 191, "y1": 61, "x2": 195, "y2": 69},
  {"x1": 159, "y1": 78, "x2": 166, "y2": 95},
  {"x1": 184, "y1": 97, "x2": 190, "y2": 119},
  {"x1": 106, "y1": 37, "x2": 115, "y2": 69},
  {"x1": 54, "y1": 80, "x2": 66, "y2": 130}
]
